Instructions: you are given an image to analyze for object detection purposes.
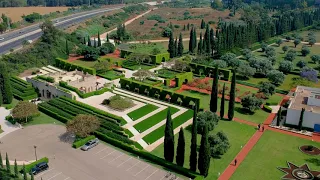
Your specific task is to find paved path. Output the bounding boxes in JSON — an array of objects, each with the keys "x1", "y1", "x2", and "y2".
[{"x1": 0, "y1": 107, "x2": 20, "y2": 139}]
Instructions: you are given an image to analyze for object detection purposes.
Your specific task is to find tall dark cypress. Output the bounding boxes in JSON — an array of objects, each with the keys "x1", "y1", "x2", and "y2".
[
  {"x1": 98, "y1": 31, "x2": 101, "y2": 47},
  {"x1": 189, "y1": 105, "x2": 198, "y2": 171},
  {"x1": 83, "y1": 37, "x2": 86, "y2": 44},
  {"x1": 0, "y1": 152, "x2": 3, "y2": 168},
  {"x1": 276, "y1": 107, "x2": 282, "y2": 126},
  {"x1": 298, "y1": 108, "x2": 305, "y2": 131},
  {"x1": 0, "y1": 85, "x2": 3, "y2": 106},
  {"x1": 204, "y1": 25, "x2": 211, "y2": 54},
  {"x1": 198, "y1": 32, "x2": 203, "y2": 54},
  {"x1": 22, "y1": 164, "x2": 27, "y2": 180},
  {"x1": 0, "y1": 62, "x2": 13, "y2": 104},
  {"x1": 168, "y1": 33, "x2": 175, "y2": 58},
  {"x1": 193, "y1": 28, "x2": 197, "y2": 52},
  {"x1": 176, "y1": 127, "x2": 185, "y2": 167},
  {"x1": 6, "y1": 153, "x2": 10, "y2": 173},
  {"x1": 187, "y1": 23, "x2": 190, "y2": 30},
  {"x1": 200, "y1": 19, "x2": 205, "y2": 29},
  {"x1": 210, "y1": 28, "x2": 215, "y2": 55},
  {"x1": 164, "y1": 108, "x2": 174, "y2": 162},
  {"x1": 66, "y1": 40, "x2": 69, "y2": 55},
  {"x1": 220, "y1": 83, "x2": 226, "y2": 119},
  {"x1": 198, "y1": 125, "x2": 210, "y2": 177},
  {"x1": 93, "y1": 37, "x2": 97, "y2": 48},
  {"x1": 106, "y1": 33, "x2": 109, "y2": 42},
  {"x1": 189, "y1": 28, "x2": 194, "y2": 53},
  {"x1": 228, "y1": 70, "x2": 236, "y2": 121},
  {"x1": 87, "y1": 36, "x2": 92, "y2": 46},
  {"x1": 178, "y1": 33, "x2": 184, "y2": 56},
  {"x1": 14, "y1": 159, "x2": 18, "y2": 178},
  {"x1": 210, "y1": 66, "x2": 219, "y2": 112},
  {"x1": 174, "y1": 38, "x2": 178, "y2": 57}
]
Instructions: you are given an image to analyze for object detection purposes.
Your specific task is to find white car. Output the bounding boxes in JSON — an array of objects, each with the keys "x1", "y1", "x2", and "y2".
[
  {"x1": 81, "y1": 138, "x2": 99, "y2": 151},
  {"x1": 0, "y1": 37, "x2": 4, "y2": 41}
]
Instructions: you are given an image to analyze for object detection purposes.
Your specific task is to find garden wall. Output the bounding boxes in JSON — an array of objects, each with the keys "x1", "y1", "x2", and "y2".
[
  {"x1": 10, "y1": 76, "x2": 38, "y2": 100},
  {"x1": 119, "y1": 78, "x2": 201, "y2": 108}
]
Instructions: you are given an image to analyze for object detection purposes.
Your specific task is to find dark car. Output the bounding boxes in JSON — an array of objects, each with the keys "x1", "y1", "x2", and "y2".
[{"x1": 30, "y1": 162, "x2": 49, "y2": 175}]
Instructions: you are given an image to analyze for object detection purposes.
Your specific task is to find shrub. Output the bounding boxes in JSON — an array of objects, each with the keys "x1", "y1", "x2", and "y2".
[
  {"x1": 241, "y1": 94, "x2": 263, "y2": 112},
  {"x1": 197, "y1": 111, "x2": 220, "y2": 134},
  {"x1": 259, "y1": 82, "x2": 276, "y2": 97},
  {"x1": 174, "y1": 24, "x2": 180, "y2": 28},
  {"x1": 267, "y1": 70, "x2": 285, "y2": 85},
  {"x1": 162, "y1": 27, "x2": 172, "y2": 37},
  {"x1": 140, "y1": 20, "x2": 144, "y2": 25},
  {"x1": 21, "y1": 157, "x2": 49, "y2": 174},
  {"x1": 72, "y1": 135, "x2": 96, "y2": 148},
  {"x1": 106, "y1": 95, "x2": 135, "y2": 111},
  {"x1": 279, "y1": 60, "x2": 293, "y2": 74},
  {"x1": 263, "y1": 105, "x2": 272, "y2": 113}
]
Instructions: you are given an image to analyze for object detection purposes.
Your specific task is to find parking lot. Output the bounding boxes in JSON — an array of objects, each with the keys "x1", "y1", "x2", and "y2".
[{"x1": 0, "y1": 125, "x2": 184, "y2": 180}]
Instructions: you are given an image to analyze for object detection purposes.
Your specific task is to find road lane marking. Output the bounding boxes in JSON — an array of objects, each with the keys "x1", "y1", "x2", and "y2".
[
  {"x1": 126, "y1": 161, "x2": 140, "y2": 171},
  {"x1": 35, "y1": 168, "x2": 54, "y2": 178},
  {"x1": 100, "y1": 150, "x2": 115, "y2": 159},
  {"x1": 47, "y1": 172, "x2": 62, "y2": 180},
  {"x1": 108, "y1": 154, "x2": 123, "y2": 163},
  {"x1": 144, "y1": 169, "x2": 158, "y2": 180},
  {"x1": 134, "y1": 165, "x2": 149, "y2": 176},
  {"x1": 117, "y1": 157, "x2": 132, "y2": 167}
]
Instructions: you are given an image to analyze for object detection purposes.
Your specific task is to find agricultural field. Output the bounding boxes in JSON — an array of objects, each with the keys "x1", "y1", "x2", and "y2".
[
  {"x1": 0, "y1": 7, "x2": 69, "y2": 22},
  {"x1": 126, "y1": 7, "x2": 240, "y2": 40}
]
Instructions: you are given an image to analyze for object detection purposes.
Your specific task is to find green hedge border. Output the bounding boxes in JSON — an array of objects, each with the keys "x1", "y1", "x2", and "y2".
[
  {"x1": 59, "y1": 81, "x2": 110, "y2": 99},
  {"x1": 55, "y1": 58, "x2": 96, "y2": 75},
  {"x1": 20, "y1": 157, "x2": 49, "y2": 174},
  {"x1": 72, "y1": 135, "x2": 96, "y2": 148}
]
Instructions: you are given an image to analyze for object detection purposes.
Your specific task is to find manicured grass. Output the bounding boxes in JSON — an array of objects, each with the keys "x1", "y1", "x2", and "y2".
[
  {"x1": 181, "y1": 91, "x2": 269, "y2": 124},
  {"x1": 151, "y1": 120, "x2": 256, "y2": 180},
  {"x1": 1, "y1": 98, "x2": 19, "y2": 109},
  {"x1": 143, "y1": 109, "x2": 194, "y2": 144},
  {"x1": 70, "y1": 59, "x2": 98, "y2": 68},
  {"x1": 127, "y1": 104, "x2": 159, "y2": 120},
  {"x1": 231, "y1": 131, "x2": 320, "y2": 180},
  {"x1": 124, "y1": 129, "x2": 134, "y2": 138},
  {"x1": 26, "y1": 112, "x2": 65, "y2": 126},
  {"x1": 157, "y1": 69, "x2": 179, "y2": 79},
  {"x1": 134, "y1": 107, "x2": 179, "y2": 132},
  {"x1": 209, "y1": 80, "x2": 258, "y2": 96},
  {"x1": 98, "y1": 70, "x2": 123, "y2": 80},
  {"x1": 266, "y1": 94, "x2": 284, "y2": 105}
]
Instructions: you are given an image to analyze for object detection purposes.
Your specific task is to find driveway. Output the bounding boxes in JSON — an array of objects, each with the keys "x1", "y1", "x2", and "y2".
[{"x1": 0, "y1": 125, "x2": 183, "y2": 180}]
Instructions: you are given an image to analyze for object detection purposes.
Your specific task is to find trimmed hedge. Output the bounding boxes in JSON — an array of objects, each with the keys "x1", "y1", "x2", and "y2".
[
  {"x1": 189, "y1": 63, "x2": 232, "y2": 81},
  {"x1": 20, "y1": 157, "x2": 49, "y2": 174},
  {"x1": 38, "y1": 103, "x2": 73, "y2": 122},
  {"x1": 175, "y1": 72, "x2": 193, "y2": 87},
  {"x1": 97, "y1": 127, "x2": 133, "y2": 145},
  {"x1": 120, "y1": 49, "x2": 170, "y2": 64},
  {"x1": 263, "y1": 104, "x2": 272, "y2": 113},
  {"x1": 119, "y1": 78, "x2": 201, "y2": 109},
  {"x1": 59, "y1": 81, "x2": 110, "y2": 99},
  {"x1": 94, "y1": 131, "x2": 202, "y2": 179},
  {"x1": 59, "y1": 96, "x2": 125, "y2": 125},
  {"x1": 72, "y1": 135, "x2": 96, "y2": 148},
  {"x1": 55, "y1": 58, "x2": 96, "y2": 75},
  {"x1": 10, "y1": 76, "x2": 38, "y2": 101},
  {"x1": 35, "y1": 75, "x2": 55, "y2": 83}
]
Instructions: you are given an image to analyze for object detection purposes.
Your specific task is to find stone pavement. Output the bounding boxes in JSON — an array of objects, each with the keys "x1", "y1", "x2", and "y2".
[{"x1": 0, "y1": 107, "x2": 20, "y2": 139}]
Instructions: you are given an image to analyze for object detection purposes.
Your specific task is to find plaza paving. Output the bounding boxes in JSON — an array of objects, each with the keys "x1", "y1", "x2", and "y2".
[{"x1": 0, "y1": 124, "x2": 184, "y2": 180}]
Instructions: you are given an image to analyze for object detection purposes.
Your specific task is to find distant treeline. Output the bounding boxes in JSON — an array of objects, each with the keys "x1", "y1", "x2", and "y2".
[
  {"x1": 243, "y1": 0, "x2": 316, "y2": 9},
  {"x1": 0, "y1": 0, "x2": 145, "y2": 7}
]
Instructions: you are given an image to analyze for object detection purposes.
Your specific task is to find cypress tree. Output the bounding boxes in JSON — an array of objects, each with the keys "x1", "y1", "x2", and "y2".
[
  {"x1": 0, "y1": 62, "x2": 13, "y2": 104},
  {"x1": 87, "y1": 36, "x2": 92, "y2": 46},
  {"x1": 298, "y1": 108, "x2": 305, "y2": 131},
  {"x1": 14, "y1": 159, "x2": 18, "y2": 178},
  {"x1": 220, "y1": 83, "x2": 226, "y2": 119},
  {"x1": 204, "y1": 25, "x2": 211, "y2": 54},
  {"x1": 210, "y1": 28, "x2": 215, "y2": 55},
  {"x1": 201, "y1": 19, "x2": 205, "y2": 29},
  {"x1": 106, "y1": 33, "x2": 109, "y2": 42},
  {"x1": 164, "y1": 108, "x2": 174, "y2": 162},
  {"x1": 189, "y1": 28, "x2": 194, "y2": 53},
  {"x1": 276, "y1": 107, "x2": 282, "y2": 126},
  {"x1": 183, "y1": 24, "x2": 186, "y2": 31},
  {"x1": 198, "y1": 32, "x2": 203, "y2": 54},
  {"x1": 187, "y1": 23, "x2": 190, "y2": 30},
  {"x1": 174, "y1": 38, "x2": 178, "y2": 57},
  {"x1": 98, "y1": 31, "x2": 101, "y2": 47},
  {"x1": 22, "y1": 164, "x2": 27, "y2": 180},
  {"x1": 178, "y1": 33, "x2": 184, "y2": 56},
  {"x1": 198, "y1": 125, "x2": 210, "y2": 177},
  {"x1": 5, "y1": 152, "x2": 10, "y2": 173},
  {"x1": 66, "y1": 40, "x2": 69, "y2": 55},
  {"x1": 176, "y1": 127, "x2": 185, "y2": 166},
  {"x1": 193, "y1": 28, "x2": 197, "y2": 52},
  {"x1": 189, "y1": 105, "x2": 198, "y2": 171},
  {"x1": 93, "y1": 37, "x2": 97, "y2": 48},
  {"x1": 228, "y1": 70, "x2": 236, "y2": 121},
  {"x1": 210, "y1": 66, "x2": 219, "y2": 112},
  {"x1": 168, "y1": 33, "x2": 175, "y2": 58},
  {"x1": 0, "y1": 152, "x2": 3, "y2": 168},
  {"x1": 83, "y1": 37, "x2": 86, "y2": 45}
]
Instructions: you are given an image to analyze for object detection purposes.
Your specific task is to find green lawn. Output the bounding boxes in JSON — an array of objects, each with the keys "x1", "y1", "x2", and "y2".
[
  {"x1": 231, "y1": 130, "x2": 320, "y2": 180},
  {"x1": 26, "y1": 112, "x2": 65, "y2": 126},
  {"x1": 151, "y1": 120, "x2": 256, "y2": 180},
  {"x1": 1, "y1": 98, "x2": 19, "y2": 109},
  {"x1": 127, "y1": 104, "x2": 159, "y2": 120},
  {"x1": 134, "y1": 107, "x2": 179, "y2": 132},
  {"x1": 266, "y1": 94, "x2": 284, "y2": 105},
  {"x1": 209, "y1": 80, "x2": 258, "y2": 96},
  {"x1": 157, "y1": 69, "x2": 179, "y2": 79},
  {"x1": 124, "y1": 129, "x2": 134, "y2": 138},
  {"x1": 143, "y1": 109, "x2": 194, "y2": 144},
  {"x1": 181, "y1": 91, "x2": 269, "y2": 124},
  {"x1": 98, "y1": 70, "x2": 123, "y2": 80},
  {"x1": 70, "y1": 59, "x2": 98, "y2": 68},
  {"x1": 119, "y1": 43, "x2": 167, "y2": 54}
]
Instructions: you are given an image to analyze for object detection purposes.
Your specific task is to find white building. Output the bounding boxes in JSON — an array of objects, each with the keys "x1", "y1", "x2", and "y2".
[{"x1": 286, "y1": 86, "x2": 320, "y2": 129}]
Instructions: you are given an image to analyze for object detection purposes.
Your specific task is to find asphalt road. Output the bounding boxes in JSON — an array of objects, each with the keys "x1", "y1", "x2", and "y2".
[
  {"x1": 0, "y1": 124, "x2": 183, "y2": 180},
  {"x1": 0, "y1": 6, "x2": 124, "y2": 55}
]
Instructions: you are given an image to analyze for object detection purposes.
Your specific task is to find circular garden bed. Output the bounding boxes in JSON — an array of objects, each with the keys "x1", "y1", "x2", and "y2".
[{"x1": 299, "y1": 145, "x2": 320, "y2": 156}]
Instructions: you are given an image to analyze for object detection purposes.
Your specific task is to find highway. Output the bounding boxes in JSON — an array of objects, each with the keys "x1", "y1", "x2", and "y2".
[{"x1": 0, "y1": 5, "x2": 124, "y2": 55}]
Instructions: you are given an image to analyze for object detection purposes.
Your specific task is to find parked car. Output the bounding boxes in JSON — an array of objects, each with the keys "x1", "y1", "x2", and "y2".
[
  {"x1": 30, "y1": 162, "x2": 49, "y2": 175},
  {"x1": 0, "y1": 37, "x2": 4, "y2": 41},
  {"x1": 81, "y1": 138, "x2": 99, "y2": 151}
]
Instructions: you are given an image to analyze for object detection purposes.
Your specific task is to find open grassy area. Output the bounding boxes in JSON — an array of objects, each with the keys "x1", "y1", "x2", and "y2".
[
  {"x1": 143, "y1": 109, "x2": 194, "y2": 144},
  {"x1": 266, "y1": 94, "x2": 284, "y2": 105},
  {"x1": 298, "y1": 30, "x2": 320, "y2": 42},
  {"x1": 151, "y1": 120, "x2": 256, "y2": 180},
  {"x1": 1, "y1": 98, "x2": 19, "y2": 109},
  {"x1": 118, "y1": 43, "x2": 167, "y2": 54},
  {"x1": 69, "y1": 59, "x2": 98, "y2": 68},
  {"x1": 26, "y1": 112, "x2": 65, "y2": 126},
  {"x1": 181, "y1": 90, "x2": 269, "y2": 124},
  {"x1": 127, "y1": 104, "x2": 159, "y2": 120},
  {"x1": 134, "y1": 107, "x2": 179, "y2": 132},
  {"x1": 231, "y1": 131, "x2": 320, "y2": 180}
]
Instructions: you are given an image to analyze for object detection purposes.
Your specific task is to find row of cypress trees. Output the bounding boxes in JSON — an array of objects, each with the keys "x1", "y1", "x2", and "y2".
[{"x1": 168, "y1": 33, "x2": 184, "y2": 58}]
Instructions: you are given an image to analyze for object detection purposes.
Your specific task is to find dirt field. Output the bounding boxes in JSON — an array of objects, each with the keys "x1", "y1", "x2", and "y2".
[
  {"x1": 0, "y1": 7, "x2": 69, "y2": 22},
  {"x1": 126, "y1": 7, "x2": 240, "y2": 40}
]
